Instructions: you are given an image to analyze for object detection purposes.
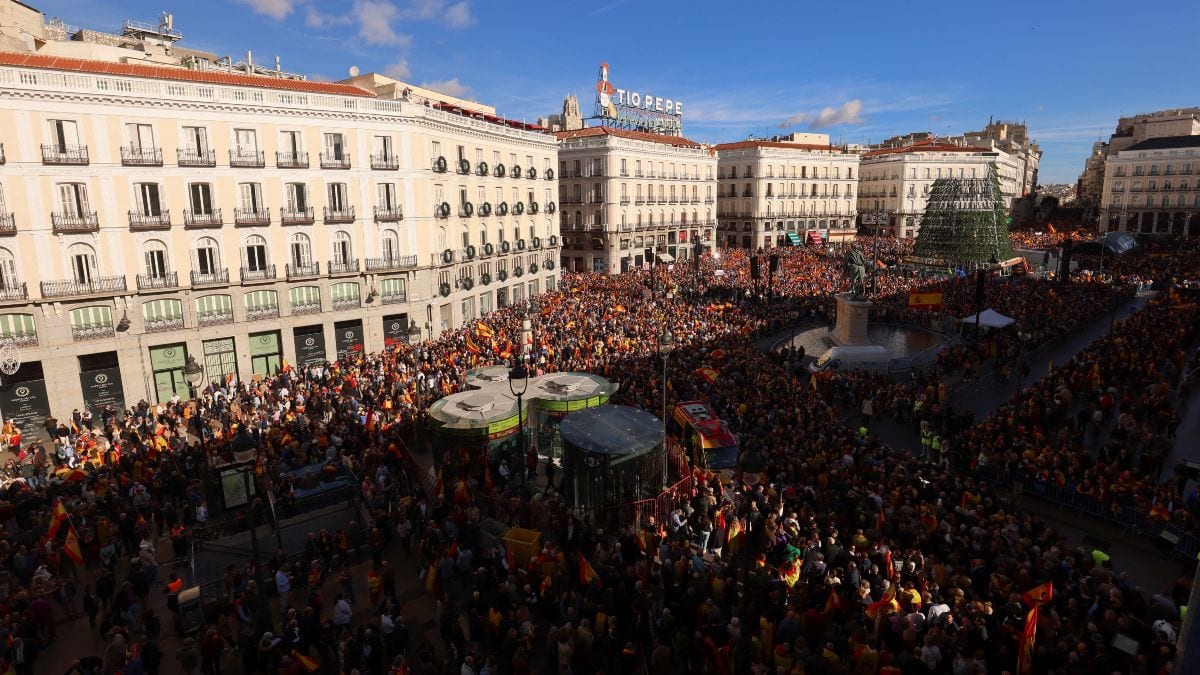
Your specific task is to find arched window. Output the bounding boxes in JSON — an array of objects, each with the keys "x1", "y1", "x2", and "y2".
[
  {"x1": 242, "y1": 235, "x2": 269, "y2": 272},
  {"x1": 331, "y1": 231, "x2": 353, "y2": 265},
  {"x1": 381, "y1": 230, "x2": 400, "y2": 260},
  {"x1": 0, "y1": 247, "x2": 17, "y2": 291},
  {"x1": 142, "y1": 239, "x2": 170, "y2": 280},
  {"x1": 67, "y1": 242, "x2": 98, "y2": 283},
  {"x1": 193, "y1": 236, "x2": 221, "y2": 277},
  {"x1": 289, "y1": 232, "x2": 312, "y2": 267}
]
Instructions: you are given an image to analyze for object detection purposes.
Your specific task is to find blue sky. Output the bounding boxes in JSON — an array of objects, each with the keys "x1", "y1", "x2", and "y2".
[{"x1": 36, "y1": 0, "x2": 1200, "y2": 183}]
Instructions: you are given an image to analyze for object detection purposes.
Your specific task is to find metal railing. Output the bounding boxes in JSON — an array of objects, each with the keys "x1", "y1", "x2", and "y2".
[
  {"x1": 137, "y1": 271, "x2": 179, "y2": 290},
  {"x1": 371, "y1": 154, "x2": 399, "y2": 170},
  {"x1": 120, "y1": 145, "x2": 163, "y2": 166},
  {"x1": 229, "y1": 149, "x2": 265, "y2": 167},
  {"x1": 0, "y1": 213, "x2": 14, "y2": 235},
  {"x1": 129, "y1": 210, "x2": 171, "y2": 230},
  {"x1": 373, "y1": 206, "x2": 403, "y2": 222},
  {"x1": 324, "y1": 207, "x2": 355, "y2": 224},
  {"x1": 280, "y1": 207, "x2": 315, "y2": 225},
  {"x1": 177, "y1": 148, "x2": 216, "y2": 167},
  {"x1": 327, "y1": 259, "x2": 359, "y2": 275},
  {"x1": 197, "y1": 311, "x2": 234, "y2": 327},
  {"x1": 144, "y1": 316, "x2": 184, "y2": 333},
  {"x1": 191, "y1": 269, "x2": 229, "y2": 286},
  {"x1": 365, "y1": 255, "x2": 418, "y2": 271},
  {"x1": 320, "y1": 152, "x2": 351, "y2": 169},
  {"x1": 332, "y1": 297, "x2": 360, "y2": 311},
  {"x1": 0, "y1": 283, "x2": 27, "y2": 301},
  {"x1": 240, "y1": 264, "x2": 277, "y2": 282},
  {"x1": 184, "y1": 209, "x2": 223, "y2": 227},
  {"x1": 291, "y1": 302, "x2": 322, "y2": 316},
  {"x1": 285, "y1": 262, "x2": 320, "y2": 279},
  {"x1": 381, "y1": 290, "x2": 407, "y2": 304},
  {"x1": 71, "y1": 324, "x2": 115, "y2": 341},
  {"x1": 245, "y1": 305, "x2": 280, "y2": 321},
  {"x1": 51, "y1": 212, "x2": 99, "y2": 233},
  {"x1": 234, "y1": 208, "x2": 271, "y2": 226},
  {"x1": 41, "y1": 275, "x2": 127, "y2": 298},
  {"x1": 276, "y1": 151, "x2": 309, "y2": 168},
  {"x1": 41, "y1": 144, "x2": 89, "y2": 165}
]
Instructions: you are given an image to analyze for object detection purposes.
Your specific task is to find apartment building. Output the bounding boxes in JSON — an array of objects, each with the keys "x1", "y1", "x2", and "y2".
[
  {"x1": 714, "y1": 134, "x2": 860, "y2": 248},
  {"x1": 555, "y1": 127, "x2": 717, "y2": 274},
  {"x1": 1099, "y1": 136, "x2": 1200, "y2": 235},
  {"x1": 0, "y1": 47, "x2": 558, "y2": 425}
]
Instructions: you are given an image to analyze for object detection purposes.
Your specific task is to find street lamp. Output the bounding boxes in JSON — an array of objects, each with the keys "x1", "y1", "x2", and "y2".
[
  {"x1": 183, "y1": 355, "x2": 204, "y2": 400},
  {"x1": 658, "y1": 329, "x2": 674, "y2": 487},
  {"x1": 863, "y1": 209, "x2": 888, "y2": 294},
  {"x1": 508, "y1": 361, "x2": 529, "y2": 485}
]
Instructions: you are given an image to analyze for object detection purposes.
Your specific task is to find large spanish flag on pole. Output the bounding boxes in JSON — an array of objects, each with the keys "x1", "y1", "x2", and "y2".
[
  {"x1": 1017, "y1": 606, "x2": 1038, "y2": 674},
  {"x1": 48, "y1": 500, "x2": 69, "y2": 538},
  {"x1": 475, "y1": 322, "x2": 495, "y2": 339},
  {"x1": 908, "y1": 291, "x2": 944, "y2": 311}
]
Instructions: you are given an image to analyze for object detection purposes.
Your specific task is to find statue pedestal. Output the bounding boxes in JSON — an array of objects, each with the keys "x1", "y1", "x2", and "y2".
[{"x1": 832, "y1": 293, "x2": 872, "y2": 345}]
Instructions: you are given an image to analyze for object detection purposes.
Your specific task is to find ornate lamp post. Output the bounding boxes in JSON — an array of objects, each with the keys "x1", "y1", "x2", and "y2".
[
  {"x1": 508, "y1": 361, "x2": 529, "y2": 485},
  {"x1": 183, "y1": 355, "x2": 205, "y2": 399}
]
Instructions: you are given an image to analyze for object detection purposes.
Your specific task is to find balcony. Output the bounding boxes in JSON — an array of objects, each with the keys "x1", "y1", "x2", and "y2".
[
  {"x1": 381, "y1": 289, "x2": 407, "y2": 305},
  {"x1": 371, "y1": 154, "x2": 399, "y2": 170},
  {"x1": 51, "y1": 212, "x2": 99, "y2": 233},
  {"x1": 129, "y1": 210, "x2": 171, "y2": 231},
  {"x1": 619, "y1": 197, "x2": 631, "y2": 205},
  {"x1": 240, "y1": 265, "x2": 277, "y2": 283},
  {"x1": 0, "y1": 213, "x2": 14, "y2": 235},
  {"x1": 246, "y1": 305, "x2": 279, "y2": 321},
  {"x1": 286, "y1": 262, "x2": 320, "y2": 280},
  {"x1": 137, "y1": 271, "x2": 179, "y2": 290},
  {"x1": 280, "y1": 207, "x2": 315, "y2": 225},
  {"x1": 120, "y1": 145, "x2": 163, "y2": 166},
  {"x1": 365, "y1": 255, "x2": 418, "y2": 271},
  {"x1": 320, "y1": 153, "x2": 351, "y2": 169},
  {"x1": 184, "y1": 209, "x2": 223, "y2": 228},
  {"x1": 41, "y1": 144, "x2": 89, "y2": 165},
  {"x1": 177, "y1": 148, "x2": 216, "y2": 167},
  {"x1": 634, "y1": 198, "x2": 647, "y2": 205},
  {"x1": 41, "y1": 275, "x2": 127, "y2": 298},
  {"x1": 332, "y1": 297, "x2": 360, "y2": 311},
  {"x1": 235, "y1": 208, "x2": 271, "y2": 226},
  {"x1": 328, "y1": 259, "x2": 359, "y2": 276},
  {"x1": 72, "y1": 324, "x2": 115, "y2": 341},
  {"x1": 291, "y1": 301, "x2": 322, "y2": 316},
  {"x1": 324, "y1": 206, "x2": 355, "y2": 224},
  {"x1": 374, "y1": 206, "x2": 404, "y2": 222},
  {"x1": 145, "y1": 316, "x2": 185, "y2": 333},
  {"x1": 276, "y1": 151, "x2": 309, "y2": 169},
  {"x1": 229, "y1": 149, "x2": 265, "y2": 167},
  {"x1": 197, "y1": 310, "x2": 234, "y2": 327},
  {"x1": 191, "y1": 269, "x2": 229, "y2": 286},
  {"x1": 704, "y1": 198, "x2": 715, "y2": 204},
  {"x1": 0, "y1": 283, "x2": 27, "y2": 302},
  {"x1": 634, "y1": 171, "x2": 644, "y2": 178}
]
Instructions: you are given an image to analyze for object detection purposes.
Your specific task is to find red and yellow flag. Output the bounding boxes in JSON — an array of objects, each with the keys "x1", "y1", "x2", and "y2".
[
  {"x1": 1017, "y1": 606, "x2": 1039, "y2": 674},
  {"x1": 908, "y1": 291, "x2": 944, "y2": 311},
  {"x1": 780, "y1": 560, "x2": 800, "y2": 588},
  {"x1": 465, "y1": 335, "x2": 482, "y2": 355},
  {"x1": 475, "y1": 322, "x2": 495, "y2": 339},
  {"x1": 695, "y1": 366, "x2": 719, "y2": 384},
  {"x1": 292, "y1": 650, "x2": 320, "y2": 673},
  {"x1": 48, "y1": 500, "x2": 68, "y2": 538},
  {"x1": 865, "y1": 584, "x2": 899, "y2": 621},
  {"x1": 726, "y1": 517, "x2": 743, "y2": 553},
  {"x1": 578, "y1": 551, "x2": 598, "y2": 586},
  {"x1": 63, "y1": 527, "x2": 84, "y2": 564},
  {"x1": 823, "y1": 590, "x2": 844, "y2": 616},
  {"x1": 281, "y1": 359, "x2": 293, "y2": 374},
  {"x1": 1022, "y1": 581, "x2": 1053, "y2": 607}
]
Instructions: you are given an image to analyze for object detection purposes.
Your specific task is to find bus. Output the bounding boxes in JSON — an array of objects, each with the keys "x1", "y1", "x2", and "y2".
[{"x1": 669, "y1": 401, "x2": 740, "y2": 479}]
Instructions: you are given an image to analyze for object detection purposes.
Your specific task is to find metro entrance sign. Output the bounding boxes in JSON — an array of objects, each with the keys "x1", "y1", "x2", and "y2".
[{"x1": 594, "y1": 62, "x2": 683, "y2": 136}]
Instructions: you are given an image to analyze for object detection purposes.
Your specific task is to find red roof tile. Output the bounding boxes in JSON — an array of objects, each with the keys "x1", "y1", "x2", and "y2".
[
  {"x1": 555, "y1": 126, "x2": 701, "y2": 148},
  {"x1": 863, "y1": 141, "x2": 988, "y2": 157},
  {"x1": 713, "y1": 140, "x2": 842, "y2": 153},
  {"x1": 0, "y1": 51, "x2": 375, "y2": 97}
]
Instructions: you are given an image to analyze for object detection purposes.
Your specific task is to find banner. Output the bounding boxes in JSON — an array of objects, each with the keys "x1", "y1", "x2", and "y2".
[
  {"x1": 293, "y1": 325, "x2": 327, "y2": 366},
  {"x1": 383, "y1": 314, "x2": 410, "y2": 348},
  {"x1": 79, "y1": 366, "x2": 125, "y2": 416},
  {"x1": 334, "y1": 320, "x2": 364, "y2": 360},
  {"x1": 0, "y1": 378, "x2": 50, "y2": 433},
  {"x1": 908, "y1": 291, "x2": 944, "y2": 311}
]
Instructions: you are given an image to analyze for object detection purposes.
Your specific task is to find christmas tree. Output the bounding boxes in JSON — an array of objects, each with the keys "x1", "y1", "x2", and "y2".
[{"x1": 912, "y1": 162, "x2": 1013, "y2": 268}]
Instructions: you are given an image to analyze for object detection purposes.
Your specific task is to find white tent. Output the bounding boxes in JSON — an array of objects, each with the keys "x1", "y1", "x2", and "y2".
[{"x1": 959, "y1": 309, "x2": 1015, "y2": 328}]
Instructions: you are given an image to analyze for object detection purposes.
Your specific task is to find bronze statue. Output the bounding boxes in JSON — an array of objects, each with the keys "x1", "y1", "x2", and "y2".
[{"x1": 844, "y1": 246, "x2": 869, "y2": 298}]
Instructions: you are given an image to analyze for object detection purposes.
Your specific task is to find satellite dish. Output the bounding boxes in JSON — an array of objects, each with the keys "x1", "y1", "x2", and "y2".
[{"x1": 348, "y1": 65, "x2": 360, "y2": 77}]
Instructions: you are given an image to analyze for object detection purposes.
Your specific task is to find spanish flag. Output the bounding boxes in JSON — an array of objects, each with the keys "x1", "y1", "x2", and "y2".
[
  {"x1": 695, "y1": 366, "x2": 719, "y2": 384},
  {"x1": 780, "y1": 560, "x2": 801, "y2": 588},
  {"x1": 824, "y1": 590, "x2": 844, "y2": 616},
  {"x1": 465, "y1": 335, "x2": 482, "y2": 355},
  {"x1": 292, "y1": 651, "x2": 320, "y2": 673},
  {"x1": 1021, "y1": 581, "x2": 1053, "y2": 607},
  {"x1": 281, "y1": 359, "x2": 293, "y2": 374},
  {"x1": 908, "y1": 291, "x2": 944, "y2": 311},
  {"x1": 1150, "y1": 503, "x2": 1171, "y2": 520},
  {"x1": 48, "y1": 500, "x2": 68, "y2": 538},
  {"x1": 475, "y1": 322, "x2": 494, "y2": 339},
  {"x1": 865, "y1": 584, "x2": 899, "y2": 621},
  {"x1": 63, "y1": 526, "x2": 84, "y2": 564},
  {"x1": 1047, "y1": 223, "x2": 1057, "y2": 234},
  {"x1": 578, "y1": 551, "x2": 599, "y2": 586},
  {"x1": 1017, "y1": 606, "x2": 1039, "y2": 674}
]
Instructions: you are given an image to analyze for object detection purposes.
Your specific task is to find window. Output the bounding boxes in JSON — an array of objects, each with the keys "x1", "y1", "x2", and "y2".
[
  {"x1": 194, "y1": 237, "x2": 221, "y2": 275},
  {"x1": 143, "y1": 240, "x2": 169, "y2": 278},
  {"x1": 58, "y1": 183, "x2": 90, "y2": 217},
  {"x1": 374, "y1": 135, "x2": 393, "y2": 159},
  {"x1": 432, "y1": 141, "x2": 441, "y2": 160},
  {"x1": 196, "y1": 294, "x2": 232, "y2": 322},
  {"x1": 180, "y1": 186, "x2": 211, "y2": 219},
  {"x1": 381, "y1": 230, "x2": 399, "y2": 259},
  {"x1": 377, "y1": 183, "x2": 397, "y2": 210},
  {"x1": 279, "y1": 130, "x2": 301, "y2": 155},
  {"x1": 0, "y1": 312, "x2": 34, "y2": 342},
  {"x1": 331, "y1": 231, "x2": 353, "y2": 264},
  {"x1": 324, "y1": 133, "x2": 346, "y2": 160},
  {"x1": 68, "y1": 243, "x2": 98, "y2": 283},
  {"x1": 289, "y1": 232, "x2": 312, "y2": 267},
  {"x1": 289, "y1": 286, "x2": 321, "y2": 309},
  {"x1": 328, "y1": 183, "x2": 348, "y2": 211},
  {"x1": 126, "y1": 123, "x2": 155, "y2": 150},
  {"x1": 243, "y1": 235, "x2": 269, "y2": 272},
  {"x1": 239, "y1": 183, "x2": 264, "y2": 212},
  {"x1": 48, "y1": 119, "x2": 80, "y2": 151},
  {"x1": 0, "y1": 248, "x2": 16, "y2": 291},
  {"x1": 182, "y1": 126, "x2": 209, "y2": 153},
  {"x1": 234, "y1": 128, "x2": 258, "y2": 152},
  {"x1": 285, "y1": 183, "x2": 309, "y2": 211},
  {"x1": 134, "y1": 183, "x2": 163, "y2": 216}
]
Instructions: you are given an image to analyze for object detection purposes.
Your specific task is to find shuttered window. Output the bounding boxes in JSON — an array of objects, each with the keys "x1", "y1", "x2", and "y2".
[
  {"x1": 142, "y1": 299, "x2": 183, "y2": 322},
  {"x1": 331, "y1": 282, "x2": 359, "y2": 302},
  {"x1": 245, "y1": 290, "x2": 278, "y2": 310},
  {"x1": 288, "y1": 286, "x2": 321, "y2": 308},
  {"x1": 195, "y1": 294, "x2": 233, "y2": 318},
  {"x1": 69, "y1": 305, "x2": 113, "y2": 329},
  {"x1": 0, "y1": 313, "x2": 35, "y2": 339},
  {"x1": 379, "y1": 278, "x2": 405, "y2": 301}
]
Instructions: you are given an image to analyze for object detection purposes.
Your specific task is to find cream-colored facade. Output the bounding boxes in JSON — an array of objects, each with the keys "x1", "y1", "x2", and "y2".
[
  {"x1": 1099, "y1": 136, "x2": 1200, "y2": 235},
  {"x1": 857, "y1": 142, "x2": 1022, "y2": 238},
  {"x1": 715, "y1": 136, "x2": 859, "y2": 248},
  {"x1": 555, "y1": 127, "x2": 716, "y2": 273},
  {"x1": 0, "y1": 52, "x2": 559, "y2": 425}
]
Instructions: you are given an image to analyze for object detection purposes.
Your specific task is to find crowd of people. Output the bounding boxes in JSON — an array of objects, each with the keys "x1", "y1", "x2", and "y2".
[{"x1": 0, "y1": 232, "x2": 1193, "y2": 675}]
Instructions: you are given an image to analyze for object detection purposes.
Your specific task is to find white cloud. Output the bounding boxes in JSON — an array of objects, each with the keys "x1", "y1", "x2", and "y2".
[
  {"x1": 384, "y1": 59, "x2": 411, "y2": 80},
  {"x1": 420, "y1": 78, "x2": 471, "y2": 99},
  {"x1": 353, "y1": 0, "x2": 411, "y2": 46},
  {"x1": 444, "y1": 1, "x2": 473, "y2": 28},
  {"x1": 236, "y1": 0, "x2": 302, "y2": 20},
  {"x1": 780, "y1": 99, "x2": 864, "y2": 130}
]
